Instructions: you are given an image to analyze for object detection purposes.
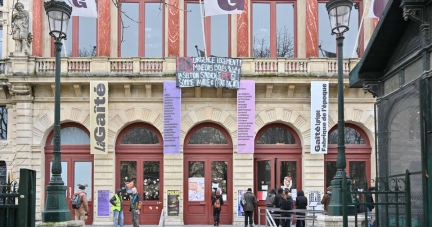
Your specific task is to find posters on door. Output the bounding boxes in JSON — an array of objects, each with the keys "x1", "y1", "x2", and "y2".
[
  {"x1": 167, "y1": 190, "x2": 180, "y2": 216},
  {"x1": 308, "y1": 191, "x2": 323, "y2": 215},
  {"x1": 237, "y1": 190, "x2": 247, "y2": 217},
  {"x1": 188, "y1": 178, "x2": 205, "y2": 201}
]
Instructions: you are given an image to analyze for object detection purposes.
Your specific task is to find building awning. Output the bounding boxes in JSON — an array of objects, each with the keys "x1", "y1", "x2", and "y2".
[{"x1": 349, "y1": 0, "x2": 409, "y2": 87}]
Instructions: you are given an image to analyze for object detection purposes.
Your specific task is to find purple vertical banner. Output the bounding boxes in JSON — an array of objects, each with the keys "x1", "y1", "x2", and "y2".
[
  {"x1": 164, "y1": 81, "x2": 181, "y2": 154},
  {"x1": 237, "y1": 80, "x2": 255, "y2": 153}
]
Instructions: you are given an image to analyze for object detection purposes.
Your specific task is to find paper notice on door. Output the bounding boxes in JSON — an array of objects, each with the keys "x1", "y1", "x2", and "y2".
[
  {"x1": 188, "y1": 178, "x2": 205, "y2": 201},
  {"x1": 291, "y1": 189, "x2": 297, "y2": 201},
  {"x1": 222, "y1": 194, "x2": 227, "y2": 201},
  {"x1": 212, "y1": 183, "x2": 219, "y2": 189},
  {"x1": 257, "y1": 191, "x2": 267, "y2": 201},
  {"x1": 262, "y1": 185, "x2": 268, "y2": 190}
]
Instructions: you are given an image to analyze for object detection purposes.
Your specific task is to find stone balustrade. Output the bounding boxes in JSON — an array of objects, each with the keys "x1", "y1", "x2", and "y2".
[{"x1": 1, "y1": 57, "x2": 360, "y2": 76}]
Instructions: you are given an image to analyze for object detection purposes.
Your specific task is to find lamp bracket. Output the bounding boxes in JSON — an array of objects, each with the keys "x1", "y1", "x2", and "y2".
[
  {"x1": 400, "y1": 1, "x2": 425, "y2": 24},
  {"x1": 362, "y1": 81, "x2": 381, "y2": 98}
]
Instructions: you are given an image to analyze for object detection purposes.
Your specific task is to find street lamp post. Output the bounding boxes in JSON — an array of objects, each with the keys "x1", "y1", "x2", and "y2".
[
  {"x1": 325, "y1": 0, "x2": 356, "y2": 217},
  {"x1": 42, "y1": 0, "x2": 72, "y2": 222}
]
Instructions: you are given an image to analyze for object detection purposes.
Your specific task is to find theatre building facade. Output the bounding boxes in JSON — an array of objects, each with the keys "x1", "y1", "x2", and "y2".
[{"x1": 0, "y1": 0, "x2": 378, "y2": 225}]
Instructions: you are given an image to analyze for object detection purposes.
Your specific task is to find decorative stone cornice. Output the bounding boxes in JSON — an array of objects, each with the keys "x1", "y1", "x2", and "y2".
[{"x1": 9, "y1": 84, "x2": 31, "y2": 96}]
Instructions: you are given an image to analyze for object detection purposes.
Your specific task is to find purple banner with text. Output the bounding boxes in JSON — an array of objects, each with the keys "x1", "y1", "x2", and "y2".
[
  {"x1": 237, "y1": 80, "x2": 255, "y2": 153},
  {"x1": 164, "y1": 81, "x2": 181, "y2": 154}
]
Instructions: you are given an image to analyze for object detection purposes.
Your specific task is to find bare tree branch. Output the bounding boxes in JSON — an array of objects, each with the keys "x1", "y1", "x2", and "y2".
[{"x1": 253, "y1": 26, "x2": 294, "y2": 58}]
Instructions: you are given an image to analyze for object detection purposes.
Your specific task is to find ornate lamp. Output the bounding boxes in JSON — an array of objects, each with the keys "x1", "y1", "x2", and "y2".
[
  {"x1": 326, "y1": 0, "x2": 354, "y2": 35},
  {"x1": 42, "y1": 0, "x2": 72, "y2": 222},
  {"x1": 325, "y1": 0, "x2": 356, "y2": 218}
]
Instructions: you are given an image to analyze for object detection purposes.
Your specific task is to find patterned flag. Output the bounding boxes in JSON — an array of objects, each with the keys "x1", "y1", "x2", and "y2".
[
  {"x1": 205, "y1": 0, "x2": 245, "y2": 17},
  {"x1": 65, "y1": 0, "x2": 98, "y2": 18},
  {"x1": 367, "y1": 0, "x2": 389, "y2": 18}
]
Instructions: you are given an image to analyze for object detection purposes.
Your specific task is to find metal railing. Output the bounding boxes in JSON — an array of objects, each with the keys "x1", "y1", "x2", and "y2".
[
  {"x1": 265, "y1": 208, "x2": 277, "y2": 227},
  {"x1": 342, "y1": 169, "x2": 422, "y2": 227},
  {"x1": 258, "y1": 207, "x2": 326, "y2": 226}
]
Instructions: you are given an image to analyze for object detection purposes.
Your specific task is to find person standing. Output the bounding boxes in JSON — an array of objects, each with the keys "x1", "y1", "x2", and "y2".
[
  {"x1": 273, "y1": 188, "x2": 284, "y2": 227},
  {"x1": 72, "y1": 185, "x2": 89, "y2": 226},
  {"x1": 266, "y1": 189, "x2": 276, "y2": 208},
  {"x1": 241, "y1": 188, "x2": 257, "y2": 227},
  {"x1": 211, "y1": 188, "x2": 224, "y2": 226},
  {"x1": 295, "y1": 190, "x2": 307, "y2": 227},
  {"x1": 110, "y1": 189, "x2": 124, "y2": 227},
  {"x1": 129, "y1": 187, "x2": 142, "y2": 227},
  {"x1": 367, "y1": 187, "x2": 375, "y2": 227},
  {"x1": 321, "y1": 186, "x2": 332, "y2": 212},
  {"x1": 279, "y1": 192, "x2": 293, "y2": 227}
]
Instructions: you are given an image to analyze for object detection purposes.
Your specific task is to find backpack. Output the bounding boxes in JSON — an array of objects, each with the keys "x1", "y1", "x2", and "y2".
[
  {"x1": 71, "y1": 194, "x2": 82, "y2": 209},
  {"x1": 241, "y1": 194, "x2": 247, "y2": 206},
  {"x1": 214, "y1": 198, "x2": 221, "y2": 209},
  {"x1": 266, "y1": 194, "x2": 275, "y2": 206}
]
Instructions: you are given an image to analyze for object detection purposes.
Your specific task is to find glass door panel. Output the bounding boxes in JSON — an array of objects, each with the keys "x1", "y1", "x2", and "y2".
[
  {"x1": 188, "y1": 161, "x2": 205, "y2": 201},
  {"x1": 211, "y1": 161, "x2": 228, "y2": 201},
  {"x1": 143, "y1": 161, "x2": 160, "y2": 201},
  {"x1": 74, "y1": 162, "x2": 92, "y2": 201},
  {"x1": 279, "y1": 161, "x2": 297, "y2": 190},
  {"x1": 349, "y1": 161, "x2": 367, "y2": 189},
  {"x1": 326, "y1": 161, "x2": 337, "y2": 189},
  {"x1": 257, "y1": 161, "x2": 271, "y2": 196},
  {"x1": 120, "y1": 161, "x2": 137, "y2": 201}
]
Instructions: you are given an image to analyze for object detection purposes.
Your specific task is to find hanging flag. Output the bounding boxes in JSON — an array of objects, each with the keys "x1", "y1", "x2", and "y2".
[
  {"x1": 367, "y1": 0, "x2": 388, "y2": 18},
  {"x1": 204, "y1": 0, "x2": 245, "y2": 17},
  {"x1": 65, "y1": 0, "x2": 98, "y2": 18}
]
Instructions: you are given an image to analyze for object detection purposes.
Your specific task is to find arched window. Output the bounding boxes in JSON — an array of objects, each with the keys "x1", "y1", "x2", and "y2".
[
  {"x1": 50, "y1": 127, "x2": 90, "y2": 145},
  {"x1": 188, "y1": 127, "x2": 228, "y2": 144},
  {"x1": 120, "y1": 127, "x2": 160, "y2": 144},
  {"x1": 257, "y1": 127, "x2": 296, "y2": 144},
  {"x1": 328, "y1": 127, "x2": 366, "y2": 144}
]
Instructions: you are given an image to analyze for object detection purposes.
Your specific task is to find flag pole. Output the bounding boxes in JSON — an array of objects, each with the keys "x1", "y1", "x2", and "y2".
[
  {"x1": 199, "y1": 0, "x2": 207, "y2": 56},
  {"x1": 351, "y1": 1, "x2": 370, "y2": 58}
]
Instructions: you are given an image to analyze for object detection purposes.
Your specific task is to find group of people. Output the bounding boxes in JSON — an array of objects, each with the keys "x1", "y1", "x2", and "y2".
[
  {"x1": 71, "y1": 185, "x2": 142, "y2": 227},
  {"x1": 267, "y1": 188, "x2": 307, "y2": 227}
]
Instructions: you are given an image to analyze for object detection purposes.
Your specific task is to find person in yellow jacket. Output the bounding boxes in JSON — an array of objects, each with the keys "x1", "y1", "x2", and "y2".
[{"x1": 110, "y1": 189, "x2": 124, "y2": 227}]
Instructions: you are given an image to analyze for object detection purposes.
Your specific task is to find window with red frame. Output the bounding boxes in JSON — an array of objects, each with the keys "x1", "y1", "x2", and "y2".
[
  {"x1": 318, "y1": 1, "x2": 362, "y2": 58},
  {"x1": 119, "y1": 0, "x2": 164, "y2": 57},
  {"x1": 52, "y1": 16, "x2": 97, "y2": 57},
  {"x1": 185, "y1": 2, "x2": 230, "y2": 57},
  {"x1": 252, "y1": 1, "x2": 296, "y2": 58}
]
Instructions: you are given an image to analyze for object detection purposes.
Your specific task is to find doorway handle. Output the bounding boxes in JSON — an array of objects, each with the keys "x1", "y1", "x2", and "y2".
[
  {"x1": 157, "y1": 202, "x2": 162, "y2": 204},
  {"x1": 200, "y1": 202, "x2": 206, "y2": 205},
  {"x1": 69, "y1": 187, "x2": 71, "y2": 198}
]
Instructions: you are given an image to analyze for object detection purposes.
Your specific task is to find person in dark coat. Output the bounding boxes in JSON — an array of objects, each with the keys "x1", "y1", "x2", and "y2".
[
  {"x1": 241, "y1": 188, "x2": 257, "y2": 227},
  {"x1": 279, "y1": 192, "x2": 293, "y2": 227},
  {"x1": 211, "y1": 188, "x2": 224, "y2": 226},
  {"x1": 295, "y1": 190, "x2": 307, "y2": 227},
  {"x1": 266, "y1": 189, "x2": 276, "y2": 207},
  {"x1": 273, "y1": 188, "x2": 284, "y2": 227}
]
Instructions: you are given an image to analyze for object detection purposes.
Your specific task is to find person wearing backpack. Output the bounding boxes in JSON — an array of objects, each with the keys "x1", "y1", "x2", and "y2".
[
  {"x1": 266, "y1": 189, "x2": 276, "y2": 208},
  {"x1": 211, "y1": 188, "x2": 224, "y2": 226},
  {"x1": 110, "y1": 189, "x2": 124, "y2": 227},
  {"x1": 72, "y1": 185, "x2": 89, "y2": 226},
  {"x1": 241, "y1": 188, "x2": 257, "y2": 227},
  {"x1": 279, "y1": 192, "x2": 293, "y2": 227}
]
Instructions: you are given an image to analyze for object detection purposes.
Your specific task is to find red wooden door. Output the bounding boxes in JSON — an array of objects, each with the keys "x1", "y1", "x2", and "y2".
[
  {"x1": 45, "y1": 155, "x2": 94, "y2": 225},
  {"x1": 183, "y1": 155, "x2": 232, "y2": 224},
  {"x1": 183, "y1": 123, "x2": 234, "y2": 225},
  {"x1": 44, "y1": 123, "x2": 93, "y2": 225},
  {"x1": 116, "y1": 156, "x2": 163, "y2": 225}
]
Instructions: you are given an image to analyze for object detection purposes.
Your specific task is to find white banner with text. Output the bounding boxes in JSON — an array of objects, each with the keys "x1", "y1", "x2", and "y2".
[
  {"x1": 90, "y1": 81, "x2": 108, "y2": 154},
  {"x1": 311, "y1": 81, "x2": 329, "y2": 154}
]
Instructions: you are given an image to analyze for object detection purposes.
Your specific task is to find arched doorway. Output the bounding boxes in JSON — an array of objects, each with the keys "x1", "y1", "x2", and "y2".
[
  {"x1": 44, "y1": 123, "x2": 93, "y2": 224},
  {"x1": 183, "y1": 123, "x2": 233, "y2": 225},
  {"x1": 324, "y1": 123, "x2": 372, "y2": 189},
  {"x1": 254, "y1": 124, "x2": 302, "y2": 225},
  {"x1": 115, "y1": 123, "x2": 163, "y2": 225}
]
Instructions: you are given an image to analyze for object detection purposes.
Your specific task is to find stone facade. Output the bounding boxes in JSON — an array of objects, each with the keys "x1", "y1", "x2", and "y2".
[{"x1": 0, "y1": 0, "x2": 377, "y2": 225}]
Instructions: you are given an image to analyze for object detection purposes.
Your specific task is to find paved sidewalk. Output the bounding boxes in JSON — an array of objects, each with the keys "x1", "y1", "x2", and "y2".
[{"x1": 86, "y1": 225, "x2": 245, "y2": 227}]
